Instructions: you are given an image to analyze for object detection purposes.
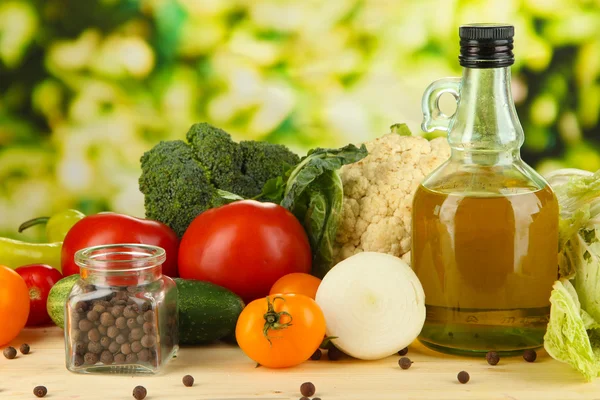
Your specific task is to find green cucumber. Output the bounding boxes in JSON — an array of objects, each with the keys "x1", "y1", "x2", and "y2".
[
  {"x1": 47, "y1": 274, "x2": 80, "y2": 329},
  {"x1": 175, "y1": 278, "x2": 245, "y2": 345},
  {"x1": 46, "y1": 276, "x2": 245, "y2": 345}
]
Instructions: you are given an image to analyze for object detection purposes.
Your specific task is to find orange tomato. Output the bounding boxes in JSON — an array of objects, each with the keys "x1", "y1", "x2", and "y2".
[
  {"x1": 269, "y1": 273, "x2": 321, "y2": 300},
  {"x1": 236, "y1": 294, "x2": 326, "y2": 368},
  {"x1": 0, "y1": 265, "x2": 30, "y2": 345}
]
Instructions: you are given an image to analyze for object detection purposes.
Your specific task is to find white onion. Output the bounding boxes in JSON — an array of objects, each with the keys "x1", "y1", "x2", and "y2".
[{"x1": 315, "y1": 252, "x2": 425, "y2": 360}]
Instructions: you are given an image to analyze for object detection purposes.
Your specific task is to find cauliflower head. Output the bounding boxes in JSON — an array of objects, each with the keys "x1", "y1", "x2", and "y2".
[{"x1": 334, "y1": 132, "x2": 450, "y2": 264}]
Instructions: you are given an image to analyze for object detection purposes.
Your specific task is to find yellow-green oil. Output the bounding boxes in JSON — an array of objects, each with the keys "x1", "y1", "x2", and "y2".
[{"x1": 412, "y1": 176, "x2": 558, "y2": 356}]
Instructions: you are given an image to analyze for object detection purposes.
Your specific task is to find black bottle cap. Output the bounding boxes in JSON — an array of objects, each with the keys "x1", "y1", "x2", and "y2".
[{"x1": 459, "y1": 24, "x2": 514, "y2": 68}]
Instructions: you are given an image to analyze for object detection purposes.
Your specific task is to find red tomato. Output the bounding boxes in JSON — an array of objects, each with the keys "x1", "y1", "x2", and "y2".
[
  {"x1": 0, "y1": 265, "x2": 30, "y2": 345},
  {"x1": 178, "y1": 200, "x2": 312, "y2": 303},
  {"x1": 15, "y1": 264, "x2": 63, "y2": 326},
  {"x1": 61, "y1": 213, "x2": 179, "y2": 277}
]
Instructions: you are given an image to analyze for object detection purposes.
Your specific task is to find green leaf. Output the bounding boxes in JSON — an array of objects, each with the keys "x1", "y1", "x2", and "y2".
[
  {"x1": 544, "y1": 280, "x2": 598, "y2": 381},
  {"x1": 281, "y1": 144, "x2": 367, "y2": 211},
  {"x1": 390, "y1": 123, "x2": 412, "y2": 136},
  {"x1": 259, "y1": 176, "x2": 286, "y2": 202},
  {"x1": 279, "y1": 143, "x2": 368, "y2": 277},
  {"x1": 216, "y1": 189, "x2": 245, "y2": 203}
]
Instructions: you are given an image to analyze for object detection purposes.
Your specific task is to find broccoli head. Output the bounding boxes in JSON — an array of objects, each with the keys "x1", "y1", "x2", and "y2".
[
  {"x1": 139, "y1": 123, "x2": 300, "y2": 237},
  {"x1": 139, "y1": 140, "x2": 218, "y2": 237},
  {"x1": 240, "y1": 140, "x2": 300, "y2": 194}
]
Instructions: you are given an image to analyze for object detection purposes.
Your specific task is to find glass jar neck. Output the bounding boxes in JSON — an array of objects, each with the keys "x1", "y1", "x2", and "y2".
[
  {"x1": 76, "y1": 244, "x2": 165, "y2": 287},
  {"x1": 449, "y1": 66, "x2": 524, "y2": 165}
]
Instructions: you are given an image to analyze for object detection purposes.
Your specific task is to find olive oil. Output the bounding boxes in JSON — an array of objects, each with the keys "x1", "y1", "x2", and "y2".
[
  {"x1": 416, "y1": 25, "x2": 559, "y2": 355},
  {"x1": 412, "y1": 180, "x2": 558, "y2": 355}
]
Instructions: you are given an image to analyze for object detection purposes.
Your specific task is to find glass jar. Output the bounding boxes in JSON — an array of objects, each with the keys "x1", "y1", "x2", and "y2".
[
  {"x1": 65, "y1": 244, "x2": 179, "y2": 374},
  {"x1": 412, "y1": 24, "x2": 558, "y2": 356}
]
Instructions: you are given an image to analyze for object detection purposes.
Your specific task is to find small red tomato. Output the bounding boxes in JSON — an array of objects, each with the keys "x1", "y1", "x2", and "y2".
[{"x1": 15, "y1": 264, "x2": 63, "y2": 326}]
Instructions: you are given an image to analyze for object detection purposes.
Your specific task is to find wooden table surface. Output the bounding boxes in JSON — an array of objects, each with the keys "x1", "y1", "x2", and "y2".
[{"x1": 1, "y1": 327, "x2": 599, "y2": 400}]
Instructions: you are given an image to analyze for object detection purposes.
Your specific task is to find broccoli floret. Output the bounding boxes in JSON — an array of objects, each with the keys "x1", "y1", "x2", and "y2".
[
  {"x1": 240, "y1": 141, "x2": 300, "y2": 193},
  {"x1": 139, "y1": 123, "x2": 300, "y2": 237},
  {"x1": 186, "y1": 123, "x2": 256, "y2": 197},
  {"x1": 139, "y1": 140, "x2": 218, "y2": 237}
]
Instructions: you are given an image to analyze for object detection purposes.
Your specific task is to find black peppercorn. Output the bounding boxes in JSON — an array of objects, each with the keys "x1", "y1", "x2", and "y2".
[
  {"x1": 126, "y1": 353, "x2": 138, "y2": 363},
  {"x1": 109, "y1": 341, "x2": 120, "y2": 354},
  {"x1": 88, "y1": 328, "x2": 101, "y2": 342},
  {"x1": 111, "y1": 305, "x2": 124, "y2": 317},
  {"x1": 87, "y1": 310, "x2": 100, "y2": 322},
  {"x1": 116, "y1": 334, "x2": 127, "y2": 345},
  {"x1": 311, "y1": 349, "x2": 322, "y2": 360},
  {"x1": 131, "y1": 341, "x2": 143, "y2": 353},
  {"x1": 137, "y1": 348, "x2": 150, "y2": 362},
  {"x1": 84, "y1": 352, "x2": 99, "y2": 365},
  {"x1": 399, "y1": 357, "x2": 412, "y2": 369},
  {"x1": 300, "y1": 397, "x2": 310, "y2": 400},
  {"x1": 142, "y1": 322, "x2": 155, "y2": 335},
  {"x1": 486, "y1": 351, "x2": 500, "y2": 366},
  {"x1": 100, "y1": 312, "x2": 115, "y2": 327},
  {"x1": 127, "y1": 318, "x2": 138, "y2": 330},
  {"x1": 33, "y1": 386, "x2": 47, "y2": 398},
  {"x1": 75, "y1": 301, "x2": 88, "y2": 313},
  {"x1": 523, "y1": 349, "x2": 537, "y2": 363},
  {"x1": 182, "y1": 375, "x2": 194, "y2": 387},
  {"x1": 300, "y1": 382, "x2": 316, "y2": 397},
  {"x1": 136, "y1": 314, "x2": 144, "y2": 325},
  {"x1": 78, "y1": 319, "x2": 94, "y2": 332},
  {"x1": 75, "y1": 341, "x2": 86, "y2": 355},
  {"x1": 144, "y1": 310, "x2": 154, "y2": 322},
  {"x1": 327, "y1": 345, "x2": 344, "y2": 361},
  {"x1": 313, "y1": 398, "x2": 322, "y2": 400},
  {"x1": 3, "y1": 346, "x2": 17, "y2": 359},
  {"x1": 100, "y1": 350, "x2": 114, "y2": 364},
  {"x1": 98, "y1": 324, "x2": 108, "y2": 335},
  {"x1": 398, "y1": 347, "x2": 409, "y2": 356},
  {"x1": 141, "y1": 334, "x2": 156, "y2": 348},
  {"x1": 121, "y1": 343, "x2": 132, "y2": 355},
  {"x1": 130, "y1": 328, "x2": 144, "y2": 341},
  {"x1": 141, "y1": 302, "x2": 151, "y2": 312},
  {"x1": 93, "y1": 304, "x2": 106, "y2": 314},
  {"x1": 132, "y1": 385, "x2": 147, "y2": 400},
  {"x1": 123, "y1": 306, "x2": 136, "y2": 319},
  {"x1": 114, "y1": 353, "x2": 126, "y2": 364},
  {"x1": 74, "y1": 354, "x2": 84, "y2": 367},
  {"x1": 115, "y1": 316, "x2": 127, "y2": 329},
  {"x1": 88, "y1": 341, "x2": 103, "y2": 354},
  {"x1": 19, "y1": 343, "x2": 30, "y2": 355},
  {"x1": 457, "y1": 370, "x2": 470, "y2": 384},
  {"x1": 107, "y1": 325, "x2": 120, "y2": 339}
]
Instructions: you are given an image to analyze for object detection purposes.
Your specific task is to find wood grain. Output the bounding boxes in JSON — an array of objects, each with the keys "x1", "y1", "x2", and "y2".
[{"x1": 1, "y1": 327, "x2": 599, "y2": 400}]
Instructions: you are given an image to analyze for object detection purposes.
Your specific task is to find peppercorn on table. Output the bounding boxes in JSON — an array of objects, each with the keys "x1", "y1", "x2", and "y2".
[{"x1": 2, "y1": 327, "x2": 599, "y2": 400}]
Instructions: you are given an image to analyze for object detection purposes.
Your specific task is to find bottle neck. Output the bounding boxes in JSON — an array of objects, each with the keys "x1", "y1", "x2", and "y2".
[{"x1": 449, "y1": 66, "x2": 524, "y2": 165}]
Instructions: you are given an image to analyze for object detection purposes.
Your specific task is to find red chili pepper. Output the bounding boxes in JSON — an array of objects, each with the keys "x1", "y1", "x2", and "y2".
[{"x1": 61, "y1": 213, "x2": 179, "y2": 278}]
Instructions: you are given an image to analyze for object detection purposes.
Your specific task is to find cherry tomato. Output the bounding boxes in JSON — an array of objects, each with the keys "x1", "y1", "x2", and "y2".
[
  {"x1": 178, "y1": 200, "x2": 312, "y2": 303},
  {"x1": 270, "y1": 273, "x2": 322, "y2": 300},
  {"x1": 0, "y1": 265, "x2": 30, "y2": 345},
  {"x1": 15, "y1": 264, "x2": 63, "y2": 326},
  {"x1": 236, "y1": 294, "x2": 326, "y2": 368}
]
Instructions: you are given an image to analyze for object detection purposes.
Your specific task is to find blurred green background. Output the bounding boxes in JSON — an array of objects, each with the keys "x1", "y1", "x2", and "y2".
[{"x1": 1, "y1": 0, "x2": 600, "y2": 241}]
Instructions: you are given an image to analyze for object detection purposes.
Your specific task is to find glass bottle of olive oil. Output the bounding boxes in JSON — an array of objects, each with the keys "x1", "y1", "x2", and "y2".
[{"x1": 412, "y1": 24, "x2": 558, "y2": 356}]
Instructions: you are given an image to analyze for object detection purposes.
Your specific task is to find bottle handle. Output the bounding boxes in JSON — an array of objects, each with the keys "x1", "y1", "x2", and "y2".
[{"x1": 421, "y1": 77, "x2": 461, "y2": 133}]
